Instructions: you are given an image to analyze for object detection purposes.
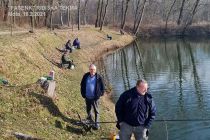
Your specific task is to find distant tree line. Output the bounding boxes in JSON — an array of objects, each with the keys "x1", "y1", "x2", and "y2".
[{"x1": 0, "y1": 0, "x2": 210, "y2": 35}]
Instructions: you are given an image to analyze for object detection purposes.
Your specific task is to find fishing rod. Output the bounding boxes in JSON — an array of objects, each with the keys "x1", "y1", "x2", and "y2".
[
  {"x1": 75, "y1": 119, "x2": 210, "y2": 125},
  {"x1": 155, "y1": 119, "x2": 210, "y2": 122},
  {"x1": 0, "y1": 82, "x2": 38, "y2": 88}
]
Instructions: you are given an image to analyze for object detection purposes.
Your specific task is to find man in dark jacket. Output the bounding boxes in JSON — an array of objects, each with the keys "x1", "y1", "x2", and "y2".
[
  {"x1": 65, "y1": 40, "x2": 72, "y2": 53},
  {"x1": 73, "y1": 38, "x2": 80, "y2": 49},
  {"x1": 80, "y1": 64, "x2": 105, "y2": 129},
  {"x1": 115, "y1": 79, "x2": 156, "y2": 140}
]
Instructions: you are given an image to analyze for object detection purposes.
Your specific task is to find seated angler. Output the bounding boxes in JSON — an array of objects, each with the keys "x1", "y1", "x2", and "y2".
[
  {"x1": 73, "y1": 38, "x2": 81, "y2": 49},
  {"x1": 65, "y1": 40, "x2": 73, "y2": 53},
  {"x1": 61, "y1": 51, "x2": 73, "y2": 69}
]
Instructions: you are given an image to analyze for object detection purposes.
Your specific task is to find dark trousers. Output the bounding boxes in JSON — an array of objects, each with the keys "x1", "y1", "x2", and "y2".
[
  {"x1": 85, "y1": 98, "x2": 99, "y2": 127},
  {"x1": 62, "y1": 61, "x2": 72, "y2": 68}
]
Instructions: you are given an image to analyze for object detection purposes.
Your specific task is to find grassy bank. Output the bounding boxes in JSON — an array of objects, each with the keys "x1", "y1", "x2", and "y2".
[{"x1": 0, "y1": 27, "x2": 134, "y2": 140}]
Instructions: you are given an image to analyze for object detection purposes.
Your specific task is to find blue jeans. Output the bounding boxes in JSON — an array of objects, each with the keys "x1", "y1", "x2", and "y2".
[{"x1": 119, "y1": 122, "x2": 148, "y2": 140}]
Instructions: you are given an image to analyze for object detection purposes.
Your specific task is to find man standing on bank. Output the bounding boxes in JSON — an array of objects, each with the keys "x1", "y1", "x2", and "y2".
[
  {"x1": 115, "y1": 79, "x2": 156, "y2": 140},
  {"x1": 80, "y1": 64, "x2": 105, "y2": 130}
]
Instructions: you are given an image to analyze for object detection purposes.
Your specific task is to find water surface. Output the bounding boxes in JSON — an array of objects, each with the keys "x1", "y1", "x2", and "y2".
[{"x1": 102, "y1": 38, "x2": 210, "y2": 140}]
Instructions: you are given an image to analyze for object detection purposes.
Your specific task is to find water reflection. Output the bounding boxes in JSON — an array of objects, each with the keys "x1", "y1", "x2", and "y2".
[
  {"x1": 185, "y1": 40, "x2": 204, "y2": 109},
  {"x1": 121, "y1": 49, "x2": 130, "y2": 90},
  {"x1": 102, "y1": 38, "x2": 210, "y2": 140},
  {"x1": 177, "y1": 42, "x2": 184, "y2": 112}
]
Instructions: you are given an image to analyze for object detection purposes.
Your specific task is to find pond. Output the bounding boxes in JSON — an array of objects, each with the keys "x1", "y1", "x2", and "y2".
[{"x1": 102, "y1": 38, "x2": 210, "y2": 140}]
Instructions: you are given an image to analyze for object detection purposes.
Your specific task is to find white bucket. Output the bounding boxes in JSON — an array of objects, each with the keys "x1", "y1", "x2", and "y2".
[{"x1": 70, "y1": 65, "x2": 75, "y2": 70}]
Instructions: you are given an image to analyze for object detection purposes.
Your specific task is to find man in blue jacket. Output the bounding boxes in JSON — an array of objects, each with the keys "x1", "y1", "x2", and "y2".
[
  {"x1": 115, "y1": 79, "x2": 156, "y2": 140},
  {"x1": 73, "y1": 38, "x2": 80, "y2": 49},
  {"x1": 80, "y1": 64, "x2": 105, "y2": 130}
]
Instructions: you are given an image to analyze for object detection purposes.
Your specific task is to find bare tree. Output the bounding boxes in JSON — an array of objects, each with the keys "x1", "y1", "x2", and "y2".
[
  {"x1": 99, "y1": 0, "x2": 104, "y2": 27},
  {"x1": 3, "y1": 0, "x2": 9, "y2": 21},
  {"x1": 182, "y1": 0, "x2": 201, "y2": 34},
  {"x1": 29, "y1": 0, "x2": 35, "y2": 33},
  {"x1": 133, "y1": 0, "x2": 141, "y2": 31},
  {"x1": 95, "y1": 0, "x2": 101, "y2": 27},
  {"x1": 100, "y1": 0, "x2": 109, "y2": 30},
  {"x1": 133, "y1": 0, "x2": 147, "y2": 35},
  {"x1": 121, "y1": 0, "x2": 130, "y2": 30},
  {"x1": 165, "y1": 0, "x2": 177, "y2": 33},
  {"x1": 66, "y1": 0, "x2": 74, "y2": 27},
  {"x1": 50, "y1": 0, "x2": 54, "y2": 31},
  {"x1": 35, "y1": 0, "x2": 41, "y2": 27},
  {"x1": 112, "y1": 0, "x2": 116, "y2": 26},
  {"x1": 115, "y1": 0, "x2": 121, "y2": 26},
  {"x1": 10, "y1": 0, "x2": 14, "y2": 36},
  {"x1": 0, "y1": 0, "x2": 209, "y2": 36},
  {"x1": 67, "y1": 4, "x2": 70, "y2": 26},
  {"x1": 12, "y1": 0, "x2": 15, "y2": 25},
  {"x1": 177, "y1": 0, "x2": 186, "y2": 25},
  {"x1": 121, "y1": 0, "x2": 124, "y2": 27},
  {"x1": 45, "y1": 0, "x2": 50, "y2": 27},
  {"x1": 78, "y1": 0, "x2": 81, "y2": 30},
  {"x1": 58, "y1": 0, "x2": 63, "y2": 26},
  {"x1": 188, "y1": 0, "x2": 201, "y2": 25},
  {"x1": 83, "y1": 0, "x2": 89, "y2": 25}
]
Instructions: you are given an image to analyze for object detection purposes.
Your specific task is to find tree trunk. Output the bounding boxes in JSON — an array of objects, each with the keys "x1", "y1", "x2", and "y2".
[
  {"x1": 45, "y1": 0, "x2": 50, "y2": 27},
  {"x1": 60, "y1": 10, "x2": 63, "y2": 26},
  {"x1": 115, "y1": 0, "x2": 119, "y2": 25},
  {"x1": 45, "y1": 11, "x2": 49, "y2": 27},
  {"x1": 71, "y1": 6, "x2": 74, "y2": 31},
  {"x1": 67, "y1": 6, "x2": 70, "y2": 26},
  {"x1": 50, "y1": 11, "x2": 53, "y2": 31},
  {"x1": 1, "y1": 0, "x2": 3, "y2": 19},
  {"x1": 99, "y1": 0, "x2": 104, "y2": 27},
  {"x1": 121, "y1": 0, "x2": 124, "y2": 27},
  {"x1": 112, "y1": 0, "x2": 115, "y2": 26},
  {"x1": 165, "y1": 0, "x2": 177, "y2": 33},
  {"x1": 50, "y1": 0, "x2": 54, "y2": 31},
  {"x1": 30, "y1": 13, "x2": 34, "y2": 32},
  {"x1": 12, "y1": 0, "x2": 15, "y2": 25},
  {"x1": 100, "y1": 0, "x2": 108, "y2": 31},
  {"x1": 3, "y1": 0, "x2": 9, "y2": 22},
  {"x1": 189, "y1": 0, "x2": 200, "y2": 25},
  {"x1": 78, "y1": 0, "x2": 81, "y2": 30},
  {"x1": 182, "y1": 0, "x2": 200, "y2": 34},
  {"x1": 177, "y1": 0, "x2": 186, "y2": 25},
  {"x1": 10, "y1": 0, "x2": 14, "y2": 36},
  {"x1": 30, "y1": 0, "x2": 35, "y2": 33},
  {"x1": 83, "y1": 0, "x2": 89, "y2": 25},
  {"x1": 59, "y1": 0, "x2": 63, "y2": 26},
  {"x1": 17, "y1": 0, "x2": 21, "y2": 26},
  {"x1": 35, "y1": 0, "x2": 41, "y2": 27},
  {"x1": 121, "y1": 0, "x2": 130, "y2": 30},
  {"x1": 133, "y1": 0, "x2": 141, "y2": 31},
  {"x1": 134, "y1": 0, "x2": 147, "y2": 35},
  {"x1": 95, "y1": 0, "x2": 101, "y2": 27}
]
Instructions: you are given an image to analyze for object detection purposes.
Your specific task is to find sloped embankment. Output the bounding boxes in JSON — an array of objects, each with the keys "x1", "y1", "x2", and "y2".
[{"x1": 0, "y1": 27, "x2": 134, "y2": 140}]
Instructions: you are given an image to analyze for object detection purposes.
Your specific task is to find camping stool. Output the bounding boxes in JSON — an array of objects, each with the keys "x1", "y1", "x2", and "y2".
[{"x1": 60, "y1": 60, "x2": 69, "y2": 69}]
